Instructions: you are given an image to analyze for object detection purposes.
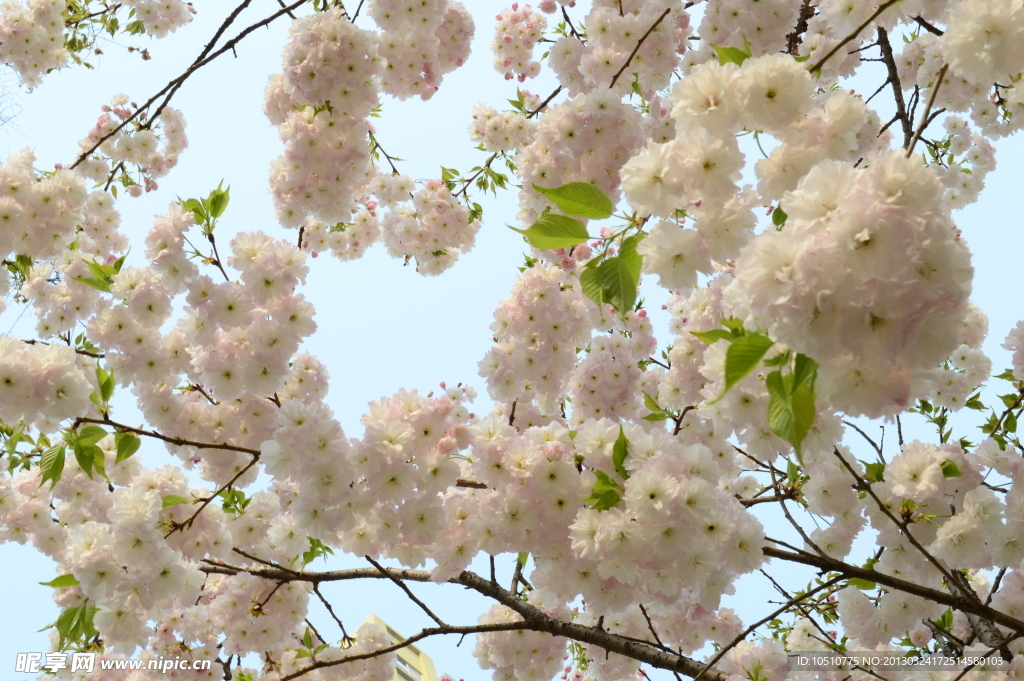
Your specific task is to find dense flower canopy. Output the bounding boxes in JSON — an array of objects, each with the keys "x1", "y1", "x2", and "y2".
[{"x1": 1, "y1": 2, "x2": 1024, "y2": 681}]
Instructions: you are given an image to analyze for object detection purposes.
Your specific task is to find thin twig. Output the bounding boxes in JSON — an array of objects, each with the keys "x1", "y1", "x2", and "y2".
[
  {"x1": 561, "y1": 6, "x2": 584, "y2": 41},
  {"x1": 22, "y1": 339, "x2": 104, "y2": 358},
  {"x1": 693, "y1": 577, "x2": 844, "y2": 681},
  {"x1": 526, "y1": 85, "x2": 563, "y2": 119},
  {"x1": 165, "y1": 456, "x2": 260, "y2": 536},
  {"x1": 906, "y1": 63, "x2": 949, "y2": 157},
  {"x1": 313, "y1": 584, "x2": 353, "y2": 643},
  {"x1": 832, "y1": 445, "x2": 971, "y2": 596},
  {"x1": 71, "y1": 0, "x2": 306, "y2": 169},
  {"x1": 843, "y1": 419, "x2": 884, "y2": 460},
  {"x1": 366, "y1": 556, "x2": 447, "y2": 627},
  {"x1": 808, "y1": 0, "x2": 902, "y2": 74},
  {"x1": 609, "y1": 8, "x2": 672, "y2": 89}
]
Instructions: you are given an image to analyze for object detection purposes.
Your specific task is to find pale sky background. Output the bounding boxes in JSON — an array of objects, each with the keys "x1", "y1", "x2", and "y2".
[{"x1": 1, "y1": 1, "x2": 1022, "y2": 679}]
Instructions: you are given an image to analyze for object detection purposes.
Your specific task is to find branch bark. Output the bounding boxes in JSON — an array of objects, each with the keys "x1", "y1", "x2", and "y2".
[{"x1": 199, "y1": 562, "x2": 730, "y2": 680}]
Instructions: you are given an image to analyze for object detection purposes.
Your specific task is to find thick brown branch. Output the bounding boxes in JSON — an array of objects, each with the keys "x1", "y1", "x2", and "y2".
[
  {"x1": 786, "y1": 0, "x2": 815, "y2": 55},
  {"x1": 762, "y1": 546, "x2": 1024, "y2": 635},
  {"x1": 73, "y1": 417, "x2": 260, "y2": 455},
  {"x1": 455, "y1": 478, "x2": 489, "y2": 489},
  {"x1": 914, "y1": 16, "x2": 944, "y2": 36},
  {"x1": 877, "y1": 27, "x2": 913, "y2": 147},
  {"x1": 199, "y1": 563, "x2": 729, "y2": 680},
  {"x1": 738, "y1": 492, "x2": 798, "y2": 507}
]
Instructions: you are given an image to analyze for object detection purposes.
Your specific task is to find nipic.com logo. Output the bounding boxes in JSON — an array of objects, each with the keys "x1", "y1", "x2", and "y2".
[{"x1": 15, "y1": 653, "x2": 213, "y2": 674}]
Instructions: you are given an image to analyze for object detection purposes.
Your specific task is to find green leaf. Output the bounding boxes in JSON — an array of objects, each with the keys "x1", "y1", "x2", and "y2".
[
  {"x1": 763, "y1": 349, "x2": 792, "y2": 367},
  {"x1": 766, "y1": 375, "x2": 816, "y2": 458},
  {"x1": 721, "y1": 317, "x2": 747, "y2": 334},
  {"x1": 612, "y1": 426, "x2": 630, "y2": 480},
  {"x1": 302, "y1": 627, "x2": 313, "y2": 650},
  {"x1": 771, "y1": 206, "x2": 787, "y2": 227},
  {"x1": 532, "y1": 182, "x2": 614, "y2": 220},
  {"x1": 862, "y1": 461, "x2": 886, "y2": 483},
  {"x1": 517, "y1": 551, "x2": 530, "y2": 566},
  {"x1": 72, "y1": 276, "x2": 111, "y2": 293},
  {"x1": 710, "y1": 42, "x2": 751, "y2": 66},
  {"x1": 642, "y1": 412, "x2": 670, "y2": 422},
  {"x1": 162, "y1": 494, "x2": 189, "y2": 508},
  {"x1": 940, "y1": 460, "x2": 963, "y2": 478},
  {"x1": 937, "y1": 609, "x2": 953, "y2": 630},
  {"x1": 643, "y1": 392, "x2": 661, "y2": 413},
  {"x1": 847, "y1": 577, "x2": 877, "y2": 591},
  {"x1": 579, "y1": 266, "x2": 604, "y2": 307},
  {"x1": 39, "y1": 444, "x2": 66, "y2": 490},
  {"x1": 511, "y1": 213, "x2": 591, "y2": 250},
  {"x1": 112, "y1": 250, "x2": 129, "y2": 273},
  {"x1": 5, "y1": 424, "x2": 23, "y2": 455},
  {"x1": 1000, "y1": 393, "x2": 1019, "y2": 409},
  {"x1": 792, "y1": 354, "x2": 818, "y2": 389},
  {"x1": 182, "y1": 198, "x2": 208, "y2": 222},
  {"x1": 787, "y1": 459, "x2": 799, "y2": 483},
  {"x1": 76, "y1": 425, "x2": 107, "y2": 446},
  {"x1": 74, "y1": 442, "x2": 105, "y2": 480},
  {"x1": 690, "y1": 329, "x2": 734, "y2": 345},
  {"x1": 55, "y1": 605, "x2": 80, "y2": 650},
  {"x1": 40, "y1": 574, "x2": 80, "y2": 588},
  {"x1": 619, "y1": 234, "x2": 643, "y2": 282},
  {"x1": 597, "y1": 256, "x2": 638, "y2": 318},
  {"x1": 114, "y1": 432, "x2": 141, "y2": 464},
  {"x1": 581, "y1": 470, "x2": 623, "y2": 510},
  {"x1": 715, "y1": 333, "x2": 774, "y2": 400},
  {"x1": 208, "y1": 185, "x2": 230, "y2": 219},
  {"x1": 1005, "y1": 411, "x2": 1018, "y2": 433},
  {"x1": 85, "y1": 260, "x2": 115, "y2": 280},
  {"x1": 965, "y1": 393, "x2": 985, "y2": 410},
  {"x1": 996, "y1": 369, "x2": 1018, "y2": 381},
  {"x1": 96, "y1": 366, "x2": 115, "y2": 404}
]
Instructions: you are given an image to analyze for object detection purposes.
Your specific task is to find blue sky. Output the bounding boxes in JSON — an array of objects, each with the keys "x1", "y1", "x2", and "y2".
[{"x1": 1, "y1": 1, "x2": 1023, "y2": 679}]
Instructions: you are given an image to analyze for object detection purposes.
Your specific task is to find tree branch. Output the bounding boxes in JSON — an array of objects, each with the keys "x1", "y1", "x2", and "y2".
[
  {"x1": 199, "y1": 563, "x2": 730, "y2": 680},
  {"x1": 808, "y1": 0, "x2": 902, "y2": 74},
  {"x1": 365, "y1": 555, "x2": 447, "y2": 627},
  {"x1": 877, "y1": 27, "x2": 913, "y2": 148},
  {"x1": 762, "y1": 546, "x2": 1024, "y2": 635},
  {"x1": 786, "y1": 0, "x2": 815, "y2": 55},
  {"x1": 279, "y1": 622, "x2": 533, "y2": 681},
  {"x1": 906, "y1": 63, "x2": 949, "y2": 157},
  {"x1": 693, "y1": 576, "x2": 843, "y2": 681},
  {"x1": 71, "y1": 0, "x2": 306, "y2": 170},
  {"x1": 609, "y1": 8, "x2": 672, "y2": 89}
]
